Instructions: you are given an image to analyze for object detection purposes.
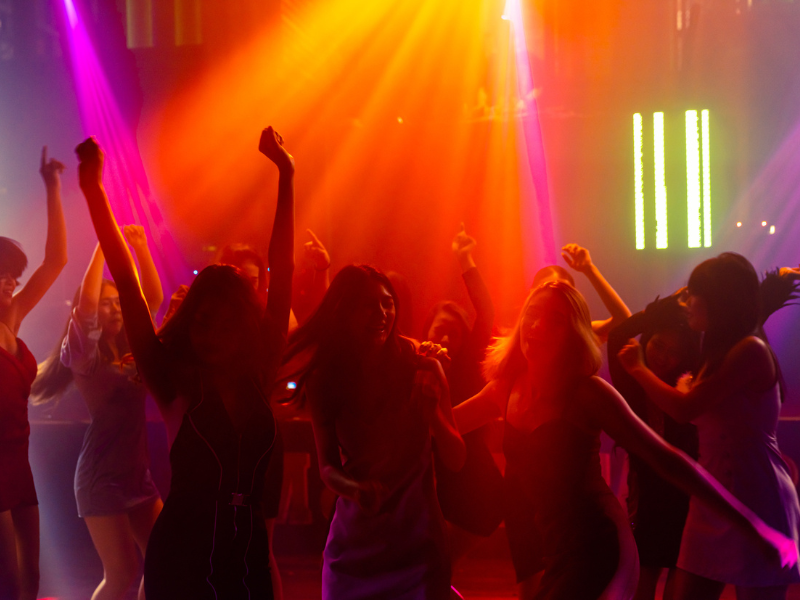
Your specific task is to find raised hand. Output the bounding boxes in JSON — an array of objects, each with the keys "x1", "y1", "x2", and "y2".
[
  {"x1": 418, "y1": 341, "x2": 452, "y2": 370},
  {"x1": 39, "y1": 146, "x2": 66, "y2": 190},
  {"x1": 123, "y1": 224, "x2": 148, "y2": 251},
  {"x1": 618, "y1": 338, "x2": 645, "y2": 374},
  {"x1": 75, "y1": 137, "x2": 105, "y2": 190},
  {"x1": 258, "y1": 126, "x2": 294, "y2": 173},
  {"x1": 452, "y1": 223, "x2": 477, "y2": 259},
  {"x1": 561, "y1": 243, "x2": 593, "y2": 274},
  {"x1": 303, "y1": 229, "x2": 330, "y2": 270}
]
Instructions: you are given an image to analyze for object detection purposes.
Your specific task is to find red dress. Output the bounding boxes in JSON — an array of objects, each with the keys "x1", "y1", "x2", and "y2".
[{"x1": 0, "y1": 338, "x2": 39, "y2": 512}]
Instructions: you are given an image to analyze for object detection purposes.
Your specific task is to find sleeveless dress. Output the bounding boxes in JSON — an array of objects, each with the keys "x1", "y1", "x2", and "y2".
[
  {"x1": 144, "y1": 380, "x2": 277, "y2": 599},
  {"x1": 503, "y1": 408, "x2": 638, "y2": 598},
  {"x1": 678, "y1": 380, "x2": 800, "y2": 587},
  {"x1": 0, "y1": 338, "x2": 38, "y2": 512},
  {"x1": 61, "y1": 308, "x2": 160, "y2": 517},
  {"x1": 322, "y1": 367, "x2": 451, "y2": 599}
]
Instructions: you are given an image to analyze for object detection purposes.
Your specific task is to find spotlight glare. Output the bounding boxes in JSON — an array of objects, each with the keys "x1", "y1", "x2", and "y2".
[
  {"x1": 64, "y1": 0, "x2": 78, "y2": 28},
  {"x1": 287, "y1": 381, "x2": 297, "y2": 390},
  {"x1": 769, "y1": 225, "x2": 776, "y2": 234},
  {"x1": 762, "y1": 221, "x2": 767, "y2": 227},
  {"x1": 736, "y1": 222, "x2": 742, "y2": 228},
  {"x1": 193, "y1": 269, "x2": 198, "y2": 275},
  {"x1": 701, "y1": 110, "x2": 712, "y2": 247},
  {"x1": 654, "y1": 112, "x2": 668, "y2": 249},
  {"x1": 633, "y1": 113, "x2": 644, "y2": 250},
  {"x1": 686, "y1": 110, "x2": 702, "y2": 248}
]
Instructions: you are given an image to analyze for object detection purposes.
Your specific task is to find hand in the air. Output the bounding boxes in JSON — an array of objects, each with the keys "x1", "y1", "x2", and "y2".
[
  {"x1": 303, "y1": 229, "x2": 330, "y2": 270},
  {"x1": 123, "y1": 224, "x2": 148, "y2": 251},
  {"x1": 40, "y1": 146, "x2": 66, "y2": 190},
  {"x1": 258, "y1": 126, "x2": 294, "y2": 173},
  {"x1": 75, "y1": 137, "x2": 104, "y2": 190},
  {"x1": 561, "y1": 244, "x2": 594, "y2": 274}
]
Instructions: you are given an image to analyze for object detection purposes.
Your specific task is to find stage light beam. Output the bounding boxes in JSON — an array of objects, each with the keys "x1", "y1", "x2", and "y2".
[
  {"x1": 654, "y1": 112, "x2": 668, "y2": 249},
  {"x1": 701, "y1": 109, "x2": 711, "y2": 247},
  {"x1": 633, "y1": 113, "x2": 644, "y2": 250},
  {"x1": 686, "y1": 110, "x2": 702, "y2": 248}
]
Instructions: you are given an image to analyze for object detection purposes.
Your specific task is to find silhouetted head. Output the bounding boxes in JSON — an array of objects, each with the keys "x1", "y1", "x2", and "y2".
[
  {"x1": 639, "y1": 297, "x2": 700, "y2": 384},
  {"x1": 158, "y1": 264, "x2": 264, "y2": 370},
  {"x1": 97, "y1": 280, "x2": 123, "y2": 337},
  {"x1": 484, "y1": 280, "x2": 600, "y2": 382},
  {"x1": 217, "y1": 244, "x2": 267, "y2": 296},
  {"x1": 423, "y1": 301, "x2": 470, "y2": 357},
  {"x1": 0, "y1": 237, "x2": 27, "y2": 311},
  {"x1": 531, "y1": 265, "x2": 575, "y2": 289}
]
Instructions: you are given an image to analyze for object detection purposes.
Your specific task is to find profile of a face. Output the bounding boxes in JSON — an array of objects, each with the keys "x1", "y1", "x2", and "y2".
[
  {"x1": 427, "y1": 312, "x2": 464, "y2": 355},
  {"x1": 0, "y1": 273, "x2": 17, "y2": 310},
  {"x1": 97, "y1": 283, "x2": 123, "y2": 337},
  {"x1": 685, "y1": 294, "x2": 710, "y2": 332},
  {"x1": 645, "y1": 330, "x2": 684, "y2": 380},
  {"x1": 189, "y1": 299, "x2": 250, "y2": 366},
  {"x1": 519, "y1": 289, "x2": 572, "y2": 362},
  {"x1": 348, "y1": 281, "x2": 396, "y2": 350},
  {"x1": 239, "y1": 259, "x2": 261, "y2": 292}
]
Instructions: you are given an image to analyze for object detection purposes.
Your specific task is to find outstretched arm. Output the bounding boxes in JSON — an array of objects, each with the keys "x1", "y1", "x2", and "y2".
[
  {"x1": 453, "y1": 379, "x2": 507, "y2": 435},
  {"x1": 618, "y1": 335, "x2": 775, "y2": 424},
  {"x1": 562, "y1": 244, "x2": 630, "y2": 343},
  {"x1": 75, "y1": 138, "x2": 175, "y2": 404},
  {"x1": 583, "y1": 376, "x2": 797, "y2": 569},
  {"x1": 77, "y1": 243, "x2": 105, "y2": 316},
  {"x1": 123, "y1": 225, "x2": 164, "y2": 314},
  {"x1": 453, "y1": 223, "x2": 494, "y2": 350},
  {"x1": 11, "y1": 147, "x2": 68, "y2": 328},
  {"x1": 259, "y1": 127, "x2": 295, "y2": 336}
]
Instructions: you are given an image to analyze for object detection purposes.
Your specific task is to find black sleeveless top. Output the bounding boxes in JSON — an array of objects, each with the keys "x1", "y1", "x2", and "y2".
[{"x1": 144, "y1": 380, "x2": 276, "y2": 600}]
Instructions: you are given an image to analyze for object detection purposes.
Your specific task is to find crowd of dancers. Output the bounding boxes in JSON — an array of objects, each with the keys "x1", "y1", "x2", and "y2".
[{"x1": 1, "y1": 130, "x2": 800, "y2": 600}]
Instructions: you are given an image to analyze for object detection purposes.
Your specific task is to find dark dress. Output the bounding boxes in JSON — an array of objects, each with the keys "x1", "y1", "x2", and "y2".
[
  {"x1": 433, "y1": 267, "x2": 503, "y2": 537},
  {"x1": 607, "y1": 309, "x2": 698, "y2": 568},
  {"x1": 0, "y1": 338, "x2": 38, "y2": 512},
  {"x1": 503, "y1": 398, "x2": 635, "y2": 598},
  {"x1": 144, "y1": 379, "x2": 276, "y2": 600}
]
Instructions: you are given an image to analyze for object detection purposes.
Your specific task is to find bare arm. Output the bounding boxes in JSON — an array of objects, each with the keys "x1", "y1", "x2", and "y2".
[
  {"x1": 259, "y1": 127, "x2": 295, "y2": 337},
  {"x1": 76, "y1": 138, "x2": 176, "y2": 406},
  {"x1": 123, "y1": 225, "x2": 164, "y2": 314},
  {"x1": 10, "y1": 147, "x2": 68, "y2": 328},
  {"x1": 582, "y1": 376, "x2": 796, "y2": 566},
  {"x1": 453, "y1": 379, "x2": 507, "y2": 435},
  {"x1": 618, "y1": 335, "x2": 775, "y2": 423},
  {"x1": 419, "y1": 357, "x2": 466, "y2": 471},
  {"x1": 562, "y1": 244, "x2": 630, "y2": 343},
  {"x1": 76, "y1": 243, "x2": 105, "y2": 316}
]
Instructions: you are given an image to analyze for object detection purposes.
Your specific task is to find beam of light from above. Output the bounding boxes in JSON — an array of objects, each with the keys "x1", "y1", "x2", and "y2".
[
  {"x1": 58, "y1": 0, "x2": 187, "y2": 293},
  {"x1": 653, "y1": 112, "x2": 668, "y2": 249},
  {"x1": 504, "y1": 0, "x2": 557, "y2": 268},
  {"x1": 701, "y1": 109, "x2": 712, "y2": 247},
  {"x1": 685, "y1": 110, "x2": 702, "y2": 248},
  {"x1": 633, "y1": 113, "x2": 644, "y2": 250}
]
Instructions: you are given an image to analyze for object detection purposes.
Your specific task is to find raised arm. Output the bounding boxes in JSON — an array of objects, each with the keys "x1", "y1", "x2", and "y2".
[
  {"x1": 75, "y1": 138, "x2": 175, "y2": 404},
  {"x1": 77, "y1": 243, "x2": 105, "y2": 316},
  {"x1": 258, "y1": 127, "x2": 295, "y2": 336},
  {"x1": 561, "y1": 244, "x2": 630, "y2": 343},
  {"x1": 453, "y1": 223, "x2": 494, "y2": 350},
  {"x1": 582, "y1": 376, "x2": 797, "y2": 568},
  {"x1": 292, "y1": 229, "x2": 330, "y2": 325},
  {"x1": 11, "y1": 147, "x2": 68, "y2": 327},
  {"x1": 123, "y1": 225, "x2": 164, "y2": 314},
  {"x1": 617, "y1": 335, "x2": 774, "y2": 424},
  {"x1": 453, "y1": 379, "x2": 508, "y2": 435}
]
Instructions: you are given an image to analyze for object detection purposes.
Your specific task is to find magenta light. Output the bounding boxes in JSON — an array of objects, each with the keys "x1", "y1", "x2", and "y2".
[
  {"x1": 504, "y1": 0, "x2": 557, "y2": 274},
  {"x1": 60, "y1": 0, "x2": 187, "y2": 294}
]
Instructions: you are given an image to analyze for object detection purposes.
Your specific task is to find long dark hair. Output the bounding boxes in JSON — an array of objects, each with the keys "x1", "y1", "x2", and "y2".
[
  {"x1": 639, "y1": 296, "x2": 701, "y2": 387},
  {"x1": 31, "y1": 280, "x2": 131, "y2": 405},
  {"x1": 0, "y1": 237, "x2": 27, "y2": 279},
  {"x1": 688, "y1": 252, "x2": 760, "y2": 374},
  {"x1": 157, "y1": 264, "x2": 265, "y2": 383},
  {"x1": 280, "y1": 265, "x2": 417, "y2": 413}
]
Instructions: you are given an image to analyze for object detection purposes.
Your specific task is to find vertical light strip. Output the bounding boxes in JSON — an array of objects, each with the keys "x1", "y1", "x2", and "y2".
[
  {"x1": 685, "y1": 110, "x2": 702, "y2": 248},
  {"x1": 701, "y1": 109, "x2": 711, "y2": 247},
  {"x1": 654, "y1": 112, "x2": 668, "y2": 249},
  {"x1": 633, "y1": 113, "x2": 645, "y2": 249}
]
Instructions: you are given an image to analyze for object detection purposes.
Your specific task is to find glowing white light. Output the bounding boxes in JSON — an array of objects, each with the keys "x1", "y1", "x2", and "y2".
[
  {"x1": 633, "y1": 113, "x2": 645, "y2": 250},
  {"x1": 769, "y1": 225, "x2": 776, "y2": 234},
  {"x1": 287, "y1": 381, "x2": 297, "y2": 390},
  {"x1": 736, "y1": 222, "x2": 742, "y2": 228},
  {"x1": 762, "y1": 221, "x2": 767, "y2": 227},
  {"x1": 701, "y1": 110, "x2": 711, "y2": 247},
  {"x1": 654, "y1": 112, "x2": 668, "y2": 249},
  {"x1": 686, "y1": 110, "x2": 701, "y2": 248},
  {"x1": 193, "y1": 270, "x2": 198, "y2": 275}
]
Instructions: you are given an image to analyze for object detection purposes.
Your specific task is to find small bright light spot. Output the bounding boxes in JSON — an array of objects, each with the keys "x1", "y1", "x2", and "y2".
[
  {"x1": 762, "y1": 221, "x2": 767, "y2": 227},
  {"x1": 770, "y1": 225, "x2": 776, "y2": 235},
  {"x1": 501, "y1": 14, "x2": 510, "y2": 20},
  {"x1": 267, "y1": 267, "x2": 270, "y2": 272},
  {"x1": 397, "y1": 117, "x2": 403, "y2": 124},
  {"x1": 736, "y1": 222, "x2": 742, "y2": 228},
  {"x1": 193, "y1": 270, "x2": 198, "y2": 275},
  {"x1": 286, "y1": 381, "x2": 297, "y2": 390}
]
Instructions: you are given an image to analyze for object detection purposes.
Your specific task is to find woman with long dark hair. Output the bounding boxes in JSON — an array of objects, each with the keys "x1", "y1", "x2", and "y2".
[
  {"x1": 75, "y1": 127, "x2": 294, "y2": 599},
  {"x1": 281, "y1": 264, "x2": 465, "y2": 599},
  {"x1": 0, "y1": 147, "x2": 67, "y2": 600},
  {"x1": 32, "y1": 229, "x2": 164, "y2": 600},
  {"x1": 456, "y1": 280, "x2": 794, "y2": 600},
  {"x1": 619, "y1": 253, "x2": 800, "y2": 599}
]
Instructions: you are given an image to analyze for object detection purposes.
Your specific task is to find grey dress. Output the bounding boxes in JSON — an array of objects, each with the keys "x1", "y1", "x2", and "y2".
[{"x1": 61, "y1": 308, "x2": 160, "y2": 517}]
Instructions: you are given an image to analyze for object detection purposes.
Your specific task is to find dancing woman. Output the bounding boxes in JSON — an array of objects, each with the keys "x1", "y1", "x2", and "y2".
[
  {"x1": 0, "y1": 148, "x2": 68, "y2": 600},
  {"x1": 75, "y1": 127, "x2": 294, "y2": 599},
  {"x1": 282, "y1": 264, "x2": 466, "y2": 599},
  {"x1": 455, "y1": 280, "x2": 794, "y2": 600},
  {"x1": 32, "y1": 229, "x2": 164, "y2": 600},
  {"x1": 619, "y1": 253, "x2": 800, "y2": 600}
]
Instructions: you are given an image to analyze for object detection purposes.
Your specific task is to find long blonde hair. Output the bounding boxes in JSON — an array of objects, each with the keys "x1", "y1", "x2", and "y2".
[{"x1": 483, "y1": 280, "x2": 601, "y2": 382}]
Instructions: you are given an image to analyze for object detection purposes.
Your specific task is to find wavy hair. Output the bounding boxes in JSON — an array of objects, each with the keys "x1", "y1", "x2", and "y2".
[{"x1": 483, "y1": 280, "x2": 601, "y2": 382}]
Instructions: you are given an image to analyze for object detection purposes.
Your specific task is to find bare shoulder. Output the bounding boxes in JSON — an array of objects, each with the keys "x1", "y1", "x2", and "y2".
[
  {"x1": 724, "y1": 335, "x2": 775, "y2": 385},
  {"x1": 574, "y1": 376, "x2": 625, "y2": 424}
]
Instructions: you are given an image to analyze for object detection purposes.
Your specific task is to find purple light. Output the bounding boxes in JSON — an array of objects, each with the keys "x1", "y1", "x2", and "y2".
[
  {"x1": 59, "y1": 0, "x2": 188, "y2": 295},
  {"x1": 504, "y1": 0, "x2": 557, "y2": 274}
]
